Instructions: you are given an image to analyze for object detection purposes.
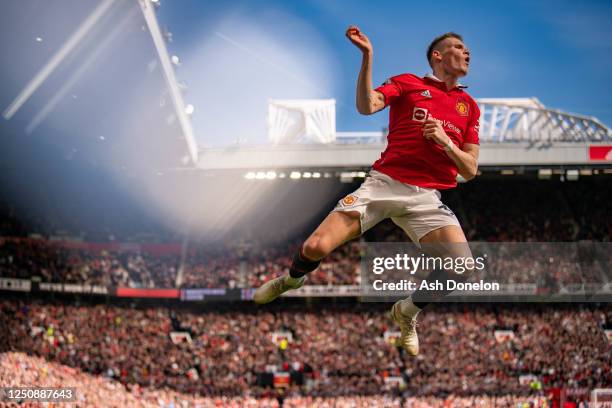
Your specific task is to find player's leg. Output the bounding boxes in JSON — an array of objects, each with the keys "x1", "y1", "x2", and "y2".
[
  {"x1": 290, "y1": 209, "x2": 362, "y2": 280},
  {"x1": 389, "y1": 188, "x2": 470, "y2": 355},
  {"x1": 391, "y1": 224, "x2": 473, "y2": 353},
  {"x1": 301, "y1": 210, "x2": 362, "y2": 260},
  {"x1": 389, "y1": 224, "x2": 471, "y2": 356},
  {"x1": 254, "y1": 172, "x2": 392, "y2": 304},
  {"x1": 411, "y1": 225, "x2": 472, "y2": 304},
  {"x1": 402, "y1": 224, "x2": 473, "y2": 309},
  {"x1": 253, "y1": 211, "x2": 361, "y2": 304},
  {"x1": 419, "y1": 224, "x2": 467, "y2": 244}
]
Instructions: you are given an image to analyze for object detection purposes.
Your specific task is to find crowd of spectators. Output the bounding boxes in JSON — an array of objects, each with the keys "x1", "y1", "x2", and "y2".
[
  {"x1": 0, "y1": 178, "x2": 610, "y2": 289},
  {"x1": 0, "y1": 238, "x2": 177, "y2": 288},
  {"x1": 0, "y1": 351, "x2": 557, "y2": 407},
  {"x1": 457, "y1": 180, "x2": 578, "y2": 242},
  {"x1": 1, "y1": 300, "x2": 609, "y2": 402},
  {"x1": 1, "y1": 236, "x2": 607, "y2": 291}
]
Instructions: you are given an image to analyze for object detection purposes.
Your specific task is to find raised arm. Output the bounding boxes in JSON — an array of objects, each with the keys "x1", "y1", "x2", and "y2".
[{"x1": 345, "y1": 26, "x2": 385, "y2": 115}]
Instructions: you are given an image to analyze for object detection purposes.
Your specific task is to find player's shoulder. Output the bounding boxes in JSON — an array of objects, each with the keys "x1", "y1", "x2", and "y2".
[
  {"x1": 388, "y1": 73, "x2": 423, "y2": 85},
  {"x1": 459, "y1": 90, "x2": 480, "y2": 111}
]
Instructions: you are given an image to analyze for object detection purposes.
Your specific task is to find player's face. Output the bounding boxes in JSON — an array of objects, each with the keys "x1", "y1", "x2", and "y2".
[{"x1": 439, "y1": 38, "x2": 470, "y2": 77}]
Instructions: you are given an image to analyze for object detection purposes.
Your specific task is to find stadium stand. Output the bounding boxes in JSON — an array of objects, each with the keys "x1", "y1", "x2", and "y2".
[{"x1": 0, "y1": 299, "x2": 609, "y2": 405}]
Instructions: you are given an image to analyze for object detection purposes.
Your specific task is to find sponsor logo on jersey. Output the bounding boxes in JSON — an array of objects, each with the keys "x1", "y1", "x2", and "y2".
[
  {"x1": 443, "y1": 120, "x2": 461, "y2": 135},
  {"x1": 342, "y1": 195, "x2": 357, "y2": 206},
  {"x1": 456, "y1": 99, "x2": 469, "y2": 116},
  {"x1": 412, "y1": 107, "x2": 428, "y2": 122},
  {"x1": 420, "y1": 90, "x2": 432, "y2": 98},
  {"x1": 428, "y1": 113, "x2": 462, "y2": 135}
]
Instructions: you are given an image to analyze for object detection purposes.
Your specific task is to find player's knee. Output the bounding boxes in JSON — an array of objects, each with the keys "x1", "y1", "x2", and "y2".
[{"x1": 302, "y1": 234, "x2": 332, "y2": 260}]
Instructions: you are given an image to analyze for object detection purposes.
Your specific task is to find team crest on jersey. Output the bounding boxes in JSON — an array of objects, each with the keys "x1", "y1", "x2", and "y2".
[
  {"x1": 342, "y1": 195, "x2": 357, "y2": 206},
  {"x1": 455, "y1": 99, "x2": 469, "y2": 116}
]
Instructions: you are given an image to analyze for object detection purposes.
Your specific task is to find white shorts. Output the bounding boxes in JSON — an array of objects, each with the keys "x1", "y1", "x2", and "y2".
[{"x1": 332, "y1": 170, "x2": 461, "y2": 244}]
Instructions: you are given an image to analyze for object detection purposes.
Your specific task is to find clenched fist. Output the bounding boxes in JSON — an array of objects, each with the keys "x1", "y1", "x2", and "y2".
[
  {"x1": 423, "y1": 118, "x2": 453, "y2": 149},
  {"x1": 346, "y1": 25, "x2": 372, "y2": 54}
]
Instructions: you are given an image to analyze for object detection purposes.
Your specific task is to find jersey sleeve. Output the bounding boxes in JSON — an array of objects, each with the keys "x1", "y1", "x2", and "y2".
[
  {"x1": 374, "y1": 76, "x2": 405, "y2": 107},
  {"x1": 463, "y1": 101, "x2": 481, "y2": 145}
]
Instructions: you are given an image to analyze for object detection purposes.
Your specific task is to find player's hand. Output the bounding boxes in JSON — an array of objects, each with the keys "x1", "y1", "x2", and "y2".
[
  {"x1": 423, "y1": 118, "x2": 451, "y2": 147},
  {"x1": 345, "y1": 26, "x2": 372, "y2": 54}
]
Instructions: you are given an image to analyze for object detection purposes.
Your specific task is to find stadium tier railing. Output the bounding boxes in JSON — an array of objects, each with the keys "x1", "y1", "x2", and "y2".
[{"x1": 335, "y1": 99, "x2": 612, "y2": 144}]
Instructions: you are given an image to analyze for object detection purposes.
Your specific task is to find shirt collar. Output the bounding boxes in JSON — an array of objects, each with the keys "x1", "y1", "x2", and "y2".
[{"x1": 424, "y1": 73, "x2": 468, "y2": 90}]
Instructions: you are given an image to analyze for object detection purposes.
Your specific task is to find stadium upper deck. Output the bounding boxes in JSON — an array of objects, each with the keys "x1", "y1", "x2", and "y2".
[{"x1": 197, "y1": 98, "x2": 612, "y2": 171}]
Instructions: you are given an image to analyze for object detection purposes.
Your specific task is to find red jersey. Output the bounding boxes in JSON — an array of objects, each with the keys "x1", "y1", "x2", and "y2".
[{"x1": 372, "y1": 73, "x2": 480, "y2": 189}]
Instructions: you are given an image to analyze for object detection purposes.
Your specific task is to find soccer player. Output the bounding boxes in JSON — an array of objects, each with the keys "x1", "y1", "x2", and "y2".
[{"x1": 254, "y1": 27, "x2": 480, "y2": 356}]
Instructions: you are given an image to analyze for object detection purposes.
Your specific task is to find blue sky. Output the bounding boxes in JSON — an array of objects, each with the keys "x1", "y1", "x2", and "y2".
[{"x1": 157, "y1": 0, "x2": 612, "y2": 145}]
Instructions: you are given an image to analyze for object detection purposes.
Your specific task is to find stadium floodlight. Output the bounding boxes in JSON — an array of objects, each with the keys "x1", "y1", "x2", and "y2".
[
  {"x1": 162, "y1": 27, "x2": 173, "y2": 43},
  {"x1": 566, "y1": 169, "x2": 579, "y2": 181},
  {"x1": 255, "y1": 172, "x2": 266, "y2": 180},
  {"x1": 278, "y1": 173, "x2": 286, "y2": 179},
  {"x1": 245, "y1": 172, "x2": 256, "y2": 180},
  {"x1": 290, "y1": 172, "x2": 301, "y2": 180},
  {"x1": 501, "y1": 170, "x2": 515, "y2": 175},
  {"x1": 171, "y1": 55, "x2": 180, "y2": 66},
  {"x1": 340, "y1": 172, "x2": 354, "y2": 183},
  {"x1": 266, "y1": 171, "x2": 277, "y2": 180},
  {"x1": 302, "y1": 172, "x2": 312, "y2": 178},
  {"x1": 579, "y1": 169, "x2": 592, "y2": 176},
  {"x1": 312, "y1": 172, "x2": 321, "y2": 179},
  {"x1": 185, "y1": 104, "x2": 194, "y2": 116},
  {"x1": 538, "y1": 169, "x2": 552, "y2": 179}
]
